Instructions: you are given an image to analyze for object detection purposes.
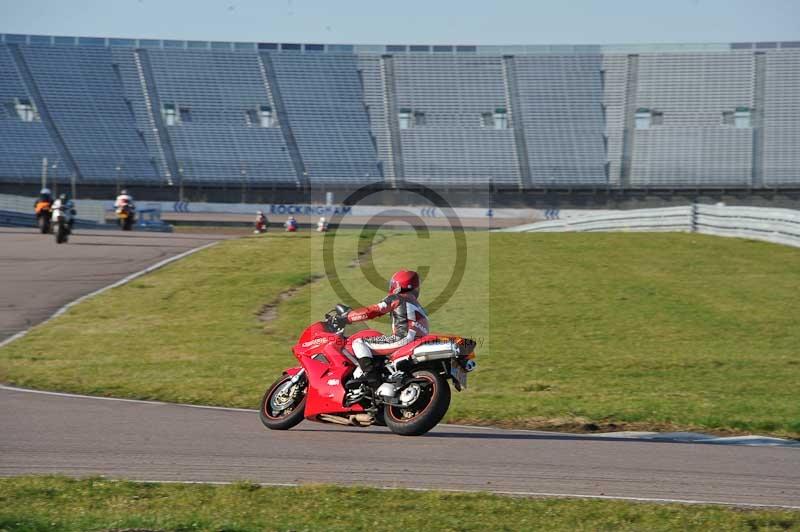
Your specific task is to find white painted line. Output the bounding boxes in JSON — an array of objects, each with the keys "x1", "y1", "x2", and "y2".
[
  {"x1": 117, "y1": 478, "x2": 800, "y2": 510},
  {"x1": 0, "y1": 384, "x2": 254, "y2": 413},
  {"x1": 0, "y1": 241, "x2": 218, "y2": 350}
]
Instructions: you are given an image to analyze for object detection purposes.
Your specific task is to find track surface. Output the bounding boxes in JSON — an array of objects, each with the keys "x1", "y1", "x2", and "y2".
[
  {"x1": 1, "y1": 387, "x2": 798, "y2": 508},
  {"x1": 0, "y1": 228, "x2": 222, "y2": 341}
]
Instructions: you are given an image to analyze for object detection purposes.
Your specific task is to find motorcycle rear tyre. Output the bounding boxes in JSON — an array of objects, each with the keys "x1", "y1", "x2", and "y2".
[
  {"x1": 384, "y1": 369, "x2": 450, "y2": 436},
  {"x1": 259, "y1": 375, "x2": 306, "y2": 430},
  {"x1": 38, "y1": 216, "x2": 50, "y2": 234}
]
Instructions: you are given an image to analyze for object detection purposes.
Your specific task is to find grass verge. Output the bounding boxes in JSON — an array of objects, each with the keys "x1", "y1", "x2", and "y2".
[
  {"x1": 1, "y1": 476, "x2": 798, "y2": 532},
  {"x1": 1, "y1": 231, "x2": 799, "y2": 437}
]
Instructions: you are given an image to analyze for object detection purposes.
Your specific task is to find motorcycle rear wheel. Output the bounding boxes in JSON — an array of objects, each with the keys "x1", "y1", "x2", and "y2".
[
  {"x1": 384, "y1": 369, "x2": 451, "y2": 436},
  {"x1": 259, "y1": 374, "x2": 307, "y2": 430},
  {"x1": 38, "y1": 216, "x2": 50, "y2": 234}
]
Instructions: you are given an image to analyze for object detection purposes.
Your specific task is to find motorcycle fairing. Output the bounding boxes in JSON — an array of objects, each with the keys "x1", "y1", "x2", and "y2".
[
  {"x1": 295, "y1": 329, "x2": 373, "y2": 418},
  {"x1": 302, "y1": 349, "x2": 357, "y2": 418}
]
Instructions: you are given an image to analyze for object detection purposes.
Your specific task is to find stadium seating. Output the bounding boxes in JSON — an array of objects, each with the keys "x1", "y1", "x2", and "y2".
[
  {"x1": 110, "y1": 47, "x2": 172, "y2": 181},
  {"x1": 267, "y1": 52, "x2": 380, "y2": 185},
  {"x1": 145, "y1": 49, "x2": 297, "y2": 185},
  {"x1": 630, "y1": 52, "x2": 756, "y2": 187},
  {"x1": 20, "y1": 45, "x2": 159, "y2": 183},
  {"x1": 390, "y1": 55, "x2": 520, "y2": 187},
  {"x1": 763, "y1": 50, "x2": 800, "y2": 186},
  {"x1": 0, "y1": 35, "x2": 799, "y2": 190},
  {"x1": 0, "y1": 45, "x2": 65, "y2": 182},
  {"x1": 513, "y1": 54, "x2": 608, "y2": 186}
]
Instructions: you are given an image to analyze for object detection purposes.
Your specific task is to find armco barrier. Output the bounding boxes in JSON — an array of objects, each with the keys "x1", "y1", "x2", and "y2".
[
  {"x1": 498, "y1": 205, "x2": 800, "y2": 249},
  {"x1": 499, "y1": 206, "x2": 693, "y2": 234},
  {"x1": 694, "y1": 205, "x2": 800, "y2": 248}
]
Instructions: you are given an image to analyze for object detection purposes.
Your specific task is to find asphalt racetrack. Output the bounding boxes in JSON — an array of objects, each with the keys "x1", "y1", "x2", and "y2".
[
  {"x1": 0, "y1": 227, "x2": 222, "y2": 342},
  {"x1": 1, "y1": 386, "x2": 799, "y2": 508},
  {"x1": 1, "y1": 226, "x2": 798, "y2": 509}
]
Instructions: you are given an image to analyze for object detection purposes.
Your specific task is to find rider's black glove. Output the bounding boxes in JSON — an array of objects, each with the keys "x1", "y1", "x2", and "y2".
[{"x1": 332, "y1": 314, "x2": 349, "y2": 330}]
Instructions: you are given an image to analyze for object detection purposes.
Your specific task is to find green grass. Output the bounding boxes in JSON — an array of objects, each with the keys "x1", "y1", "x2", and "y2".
[
  {"x1": 1, "y1": 230, "x2": 799, "y2": 437},
  {"x1": 1, "y1": 476, "x2": 798, "y2": 532}
]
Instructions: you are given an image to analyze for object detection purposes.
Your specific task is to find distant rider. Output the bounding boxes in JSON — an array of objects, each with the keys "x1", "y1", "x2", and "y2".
[
  {"x1": 316, "y1": 216, "x2": 328, "y2": 232},
  {"x1": 284, "y1": 215, "x2": 298, "y2": 232},
  {"x1": 115, "y1": 189, "x2": 135, "y2": 213},
  {"x1": 34, "y1": 187, "x2": 53, "y2": 210},
  {"x1": 254, "y1": 210, "x2": 269, "y2": 233},
  {"x1": 337, "y1": 270, "x2": 429, "y2": 388},
  {"x1": 52, "y1": 193, "x2": 77, "y2": 232},
  {"x1": 34, "y1": 187, "x2": 53, "y2": 217}
]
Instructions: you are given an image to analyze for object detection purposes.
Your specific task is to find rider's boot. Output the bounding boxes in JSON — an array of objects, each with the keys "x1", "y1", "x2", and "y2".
[{"x1": 351, "y1": 357, "x2": 382, "y2": 389}]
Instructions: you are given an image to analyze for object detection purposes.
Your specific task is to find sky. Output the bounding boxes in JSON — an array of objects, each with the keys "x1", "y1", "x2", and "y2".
[{"x1": 0, "y1": 0, "x2": 798, "y2": 45}]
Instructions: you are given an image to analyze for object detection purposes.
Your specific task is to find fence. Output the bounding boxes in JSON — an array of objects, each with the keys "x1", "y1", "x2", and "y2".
[{"x1": 498, "y1": 204, "x2": 800, "y2": 249}]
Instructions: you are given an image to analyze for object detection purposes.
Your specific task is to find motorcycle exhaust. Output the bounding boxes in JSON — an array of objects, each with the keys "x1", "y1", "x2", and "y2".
[
  {"x1": 318, "y1": 414, "x2": 352, "y2": 425},
  {"x1": 318, "y1": 413, "x2": 375, "y2": 427},
  {"x1": 349, "y1": 413, "x2": 375, "y2": 426},
  {"x1": 412, "y1": 341, "x2": 457, "y2": 362}
]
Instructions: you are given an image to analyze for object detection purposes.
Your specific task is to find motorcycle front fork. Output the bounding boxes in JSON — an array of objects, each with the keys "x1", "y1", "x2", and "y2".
[{"x1": 289, "y1": 368, "x2": 306, "y2": 385}]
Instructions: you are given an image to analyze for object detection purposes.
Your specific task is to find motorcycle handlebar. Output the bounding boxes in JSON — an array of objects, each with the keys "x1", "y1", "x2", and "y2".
[{"x1": 324, "y1": 306, "x2": 349, "y2": 333}]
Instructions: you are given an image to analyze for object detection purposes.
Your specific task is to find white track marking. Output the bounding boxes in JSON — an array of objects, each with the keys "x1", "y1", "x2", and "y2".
[
  {"x1": 1, "y1": 384, "x2": 798, "y2": 447},
  {"x1": 0, "y1": 241, "x2": 218, "y2": 349},
  {"x1": 0, "y1": 384, "x2": 254, "y2": 413},
  {"x1": 112, "y1": 479, "x2": 800, "y2": 510}
]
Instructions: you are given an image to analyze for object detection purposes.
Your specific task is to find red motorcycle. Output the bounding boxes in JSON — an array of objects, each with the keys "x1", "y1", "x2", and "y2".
[{"x1": 259, "y1": 305, "x2": 477, "y2": 436}]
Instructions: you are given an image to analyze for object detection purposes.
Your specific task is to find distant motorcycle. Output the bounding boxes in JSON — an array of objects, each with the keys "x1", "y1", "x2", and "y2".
[
  {"x1": 116, "y1": 204, "x2": 135, "y2": 231},
  {"x1": 52, "y1": 203, "x2": 71, "y2": 244},
  {"x1": 34, "y1": 200, "x2": 52, "y2": 234},
  {"x1": 254, "y1": 213, "x2": 268, "y2": 234},
  {"x1": 259, "y1": 305, "x2": 477, "y2": 436}
]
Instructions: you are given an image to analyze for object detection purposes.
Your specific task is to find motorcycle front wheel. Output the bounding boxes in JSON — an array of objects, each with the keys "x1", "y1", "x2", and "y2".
[
  {"x1": 55, "y1": 224, "x2": 68, "y2": 244},
  {"x1": 259, "y1": 374, "x2": 307, "y2": 430},
  {"x1": 384, "y1": 369, "x2": 451, "y2": 436}
]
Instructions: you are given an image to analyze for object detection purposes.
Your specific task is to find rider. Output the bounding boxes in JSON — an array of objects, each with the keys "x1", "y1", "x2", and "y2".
[
  {"x1": 316, "y1": 216, "x2": 328, "y2": 232},
  {"x1": 52, "y1": 193, "x2": 77, "y2": 231},
  {"x1": 115, "y1": 189, "x2": 135, "y2": 211},
  {"x1": 340, "y1": 270, "x2": 429, "y2": 388},
  {"x1": 34, "y1": 187, "x2": 53, "y2": 214},
  {"x1": 255, "y1": 210, "x2": 268, "y2": 233},
  {"x1": 285, "y1": 215, "x2": 297, "y2": 232},
  {"x1": 34, "y1": 187, "x2": 53, "y2": 207}
]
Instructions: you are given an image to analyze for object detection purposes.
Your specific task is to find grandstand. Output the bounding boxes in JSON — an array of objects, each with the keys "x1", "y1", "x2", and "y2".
[{"x1": 0, "y1": 34, "x2": 799, "y2": 205}]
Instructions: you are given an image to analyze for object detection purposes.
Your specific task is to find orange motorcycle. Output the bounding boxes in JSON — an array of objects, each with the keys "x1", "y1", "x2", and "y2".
[{"x1": 34, "y1": 200, "x2": 52, "y2": 234}]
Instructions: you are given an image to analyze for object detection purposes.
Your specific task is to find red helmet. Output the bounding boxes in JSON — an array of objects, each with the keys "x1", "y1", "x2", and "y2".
[{"x1": 389, "y1": 270, "x2": 420, "y2": 295}]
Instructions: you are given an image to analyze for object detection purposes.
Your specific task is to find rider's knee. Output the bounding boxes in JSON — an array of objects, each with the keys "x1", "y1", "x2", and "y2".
[{"x1": 351, "y1": 338, "x2": 372, "y2": 359}]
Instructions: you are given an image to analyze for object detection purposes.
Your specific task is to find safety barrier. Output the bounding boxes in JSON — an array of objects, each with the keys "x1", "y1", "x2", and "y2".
[
  {"x1": 0, "y1": 193, "x2": 106, "y2": 224},
  {"x1": 498, "y1": 204, "x2": 800, "y2": 249},
  {"x1": 0, "y1": 209, "x2": 110, "y2": 230}
]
